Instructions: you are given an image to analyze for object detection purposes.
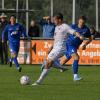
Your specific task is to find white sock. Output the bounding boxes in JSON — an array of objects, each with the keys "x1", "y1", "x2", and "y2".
[
  {"x1": 74, "y1": 74, "x2": 78, "y2": 79},
  {"x1": 36, "y1": 68, "x2": 50, "y2": 84}
]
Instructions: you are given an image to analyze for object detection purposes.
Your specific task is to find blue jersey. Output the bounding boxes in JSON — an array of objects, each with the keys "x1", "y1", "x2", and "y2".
[
  {"x1": 66, "y1": 24, "x2": 91, "y2": 48},
  {"x1": 2, "y1": 23, "x2": 26, "y2": 44}
]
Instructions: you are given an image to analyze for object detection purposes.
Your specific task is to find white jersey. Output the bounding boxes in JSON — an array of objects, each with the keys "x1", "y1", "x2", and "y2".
[
  {"x1": 54, "y1": 23, "x2": 75, "y2": 46},
  {"x1": 48, "y1": 23, "x2": 76, "y2": 61}
]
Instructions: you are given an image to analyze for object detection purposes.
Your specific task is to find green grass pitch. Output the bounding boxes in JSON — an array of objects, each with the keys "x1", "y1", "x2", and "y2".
[{"x1": 0, "y1": 64, "x2": 100, "y2": 100}]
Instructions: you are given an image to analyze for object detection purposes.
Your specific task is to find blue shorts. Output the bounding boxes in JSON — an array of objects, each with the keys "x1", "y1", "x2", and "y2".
[
  {"x1": 9, "y1": 43, "x2": 20, "y2": 54},
  {"x1": 65, "y1": 44, "x2": 78, "y2": 59}
]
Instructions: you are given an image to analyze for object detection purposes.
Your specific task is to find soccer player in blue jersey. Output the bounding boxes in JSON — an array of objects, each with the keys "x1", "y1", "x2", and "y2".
[
  {"x1": 2, "y1": 15, "x2": 27, "y2": 72},
  {"x1": 60, "y1": 16, "x2": 93, "y2": 81}
]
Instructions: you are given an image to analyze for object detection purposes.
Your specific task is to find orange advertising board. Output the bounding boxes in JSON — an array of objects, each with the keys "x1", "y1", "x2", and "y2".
[
  {"x1": 31, "y1": 40, "x2": 53, "y2": 64},
  {"x1": 31, "y1": 40, "x2": 100, "y2": 65}
]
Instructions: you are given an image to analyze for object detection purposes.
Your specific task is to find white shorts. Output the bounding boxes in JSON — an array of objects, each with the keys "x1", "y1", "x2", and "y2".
[{"x1": 47, "y1": 43, "x2": 66, "y2": 61}]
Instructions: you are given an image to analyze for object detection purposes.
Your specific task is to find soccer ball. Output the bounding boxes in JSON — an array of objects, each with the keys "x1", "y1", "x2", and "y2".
[{"x1": 20, "y1": 75, "x2": 30, "y2": 85}]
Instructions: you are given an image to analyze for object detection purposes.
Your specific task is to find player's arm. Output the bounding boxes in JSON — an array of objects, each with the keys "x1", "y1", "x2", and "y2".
[
  {"x1": 74, "y1": 32, "x2": 84, "y2": 40},
  {"x1": 66, "y1": 25, "x2": 84, "y2": 40},
  {"x1": 81, "y1": 36, "x2": 92, "y2": 50},
  {"x1": 81, "y1": 28, "x2": 93, "y2": 50},
  {"x1": 2, "y1": 25, "x2": 8, "y2": 43}
]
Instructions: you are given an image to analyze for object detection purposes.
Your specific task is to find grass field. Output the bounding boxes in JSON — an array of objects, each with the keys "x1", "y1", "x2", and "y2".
[{"x1": 0, "y1": 64, "x2": 100, "y2": 100}]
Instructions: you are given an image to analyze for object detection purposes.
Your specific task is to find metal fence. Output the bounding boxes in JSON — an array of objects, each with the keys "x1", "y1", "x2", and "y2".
[{"x1": 0, "y1": 0, "x2": 99, "y2": 33}]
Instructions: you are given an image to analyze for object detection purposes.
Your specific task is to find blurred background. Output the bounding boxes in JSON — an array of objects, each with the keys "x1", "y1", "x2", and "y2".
[{"x1": 0, "y1": 0, "x2": 99, "y2": 34}]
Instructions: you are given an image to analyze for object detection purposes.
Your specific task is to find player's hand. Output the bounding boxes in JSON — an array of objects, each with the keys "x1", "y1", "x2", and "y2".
[
  {"x1": 75, "y1": 32, "x2": 84, "y2": 40},
  {"x1": 81, "y1": 44, "x2": 86, "y2": 50},
  {"x1": 79, "y1": 35, "x2": 84, "y2": 40}
]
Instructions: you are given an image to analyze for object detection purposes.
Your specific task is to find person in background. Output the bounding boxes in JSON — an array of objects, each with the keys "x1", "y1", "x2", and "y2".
[
  {"x1": 0, "y1": 13, "x2": 8, "y2": 64},
  {"x1": 28, "y1": 20, "x2": 40, "y2": 37},
  {"x1": 40, "y1": 16, "x2": 55, "y2": 38},
  {"x1": 90, "y1": 26, "x2": 97, "y2": 39}
]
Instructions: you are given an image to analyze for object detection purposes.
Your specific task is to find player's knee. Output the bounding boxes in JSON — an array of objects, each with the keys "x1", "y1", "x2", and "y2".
[
  {"x1": 74, "y1": 55, "x2": 79, "y2": 60},
  {"x1": 71, "y1": 54, "x2": 79, "y2": 60},
  {"x1": 60, "y1": 60, "x2": 65, "y2": 65},
  {"x1": 45, "y1": 59, "x2": 53, "y2": 69},
  {"x1": 60, "y1": 56, "x2": 68, "y2": 65},
  {"x1": 11, "y1": 52, "x2": 17, "y2": 58}
]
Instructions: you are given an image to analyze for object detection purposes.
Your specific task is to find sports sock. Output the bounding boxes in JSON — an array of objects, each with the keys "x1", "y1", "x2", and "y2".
[
  {"x1": 13, "y1": 57, "x2": 20, "y2": 69},
  {"x1": 72, "y1": 60, "x2": 79, "y2": 74},
  {"x1": 36, "y1": 68, "x2": 50, "y2": 84}
]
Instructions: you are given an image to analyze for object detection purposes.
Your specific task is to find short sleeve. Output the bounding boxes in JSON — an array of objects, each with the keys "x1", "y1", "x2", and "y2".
[{"x1": 65, "y1": 24, "x2": 76, "y2": 35}]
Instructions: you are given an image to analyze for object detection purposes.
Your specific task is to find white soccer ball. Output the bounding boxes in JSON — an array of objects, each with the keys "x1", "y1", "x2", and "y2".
[{"x1": 20, "y1": 75, "x2": 30, "y2": 85}]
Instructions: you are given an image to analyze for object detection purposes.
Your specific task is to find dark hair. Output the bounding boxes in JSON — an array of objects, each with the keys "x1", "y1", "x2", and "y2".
[
  {"x1": 90, "y1": 26, "x2": 96, "y2": 33},
  {"x1": 54, "y1": 13, "x2": 63, "y2": 20},
  {"x1": 79, "y1": 16, "x2": 87, "y2": 21},
  {"x1": 10, "y1": 15, "x2": 16, "y2": 19}
]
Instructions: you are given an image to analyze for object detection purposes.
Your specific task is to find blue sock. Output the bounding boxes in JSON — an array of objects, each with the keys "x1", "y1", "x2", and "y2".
[
  {"x1": 72, "y1": 60, "x2": 79, "y2": 74},
  {"x1": 13, "y1": 57, "x2": 20, "y2": 69}
]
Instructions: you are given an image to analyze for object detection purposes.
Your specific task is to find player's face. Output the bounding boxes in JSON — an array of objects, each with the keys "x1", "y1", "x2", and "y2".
[
  {"x1": 10, "y1": 16, "x2": 16, "y2": 24},
  {"x1": 53, "y1": 17, "x2": 60, "y2": 25},
  {"x1": 78, "y1": 19, "x2": 85, "y2": 27}
]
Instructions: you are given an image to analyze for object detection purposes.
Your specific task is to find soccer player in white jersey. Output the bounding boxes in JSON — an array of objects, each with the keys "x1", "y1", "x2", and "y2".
[{"x1": 32, "y1": 13, "x2": 84, "y2": 85}]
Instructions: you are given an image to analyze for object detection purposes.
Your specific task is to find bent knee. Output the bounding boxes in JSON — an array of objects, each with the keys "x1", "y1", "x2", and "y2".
[
  {"x1": 45, "y1": 59, "x2": 53, "y2": 69},
  {"x1": 71, "y1": 54, "x2": 79, "y2": 60},
  {"x1": 11, "y1": 52, "x2": 17, "y2": 58},
  {"x1": 60, "y1": 56, "x2": 67, "y2": 65}
]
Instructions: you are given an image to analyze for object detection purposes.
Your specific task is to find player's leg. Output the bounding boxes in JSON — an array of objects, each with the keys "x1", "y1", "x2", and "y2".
[
  {"x1": 9, "y1": 44, "x2": 22, "y2": 72},
  {"x1": 41, "y1": 59, "x2": 67, "y2": 72},
  {"x1": 53, "y1": 59, "x2": 67, "y2": 72},
  {"x1": 40, "y1": 59, "x2": 47, "y2": 71},
  {"x1": 61, "y1": 44, "x2": 82, "y2": 81},
  {"x1": 32, "y1": 48, "x2": 64, "y2": 85},
  {"x1": 60, "y1": 54, "x2": 71, "y2": 65},
  {"x1": 10, "y1": 52, "x2": 21, "y2": 71},
  {"x1": 60, "y1": 43, "x2": 71, "y2": 66},
  {"x1": 33, "y1": 59, "x2": 53, "y2": 85},
  {"x1": 71, "y1": 52, "x2": 82, "y2": 81}
]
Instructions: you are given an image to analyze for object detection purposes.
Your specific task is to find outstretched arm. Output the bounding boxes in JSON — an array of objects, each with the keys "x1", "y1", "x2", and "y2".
[{"x1": 66, "y1": 25, "x2": 84, "y2": 40}]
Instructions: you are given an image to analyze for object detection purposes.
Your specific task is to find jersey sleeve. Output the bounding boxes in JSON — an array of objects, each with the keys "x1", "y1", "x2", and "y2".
[
  {"x1": 65, "y1": 24, "x2": 76, "y2": 35},
  {"x1": 70, "y1": 24, "x2": 75, "y2": 28},
  {"x1": 2, "y1": 25, "x2": 8, "y2": 41}
]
